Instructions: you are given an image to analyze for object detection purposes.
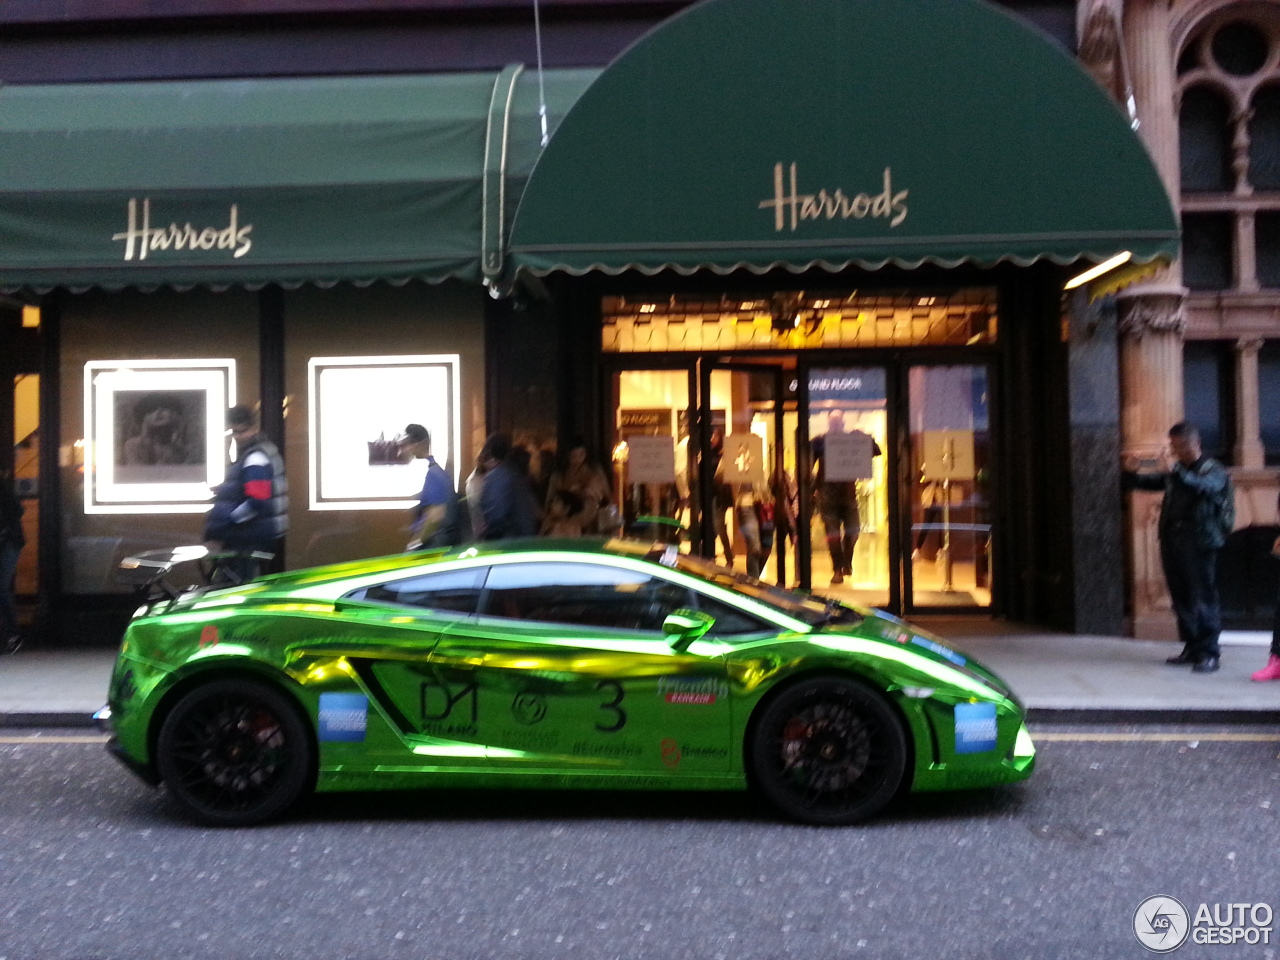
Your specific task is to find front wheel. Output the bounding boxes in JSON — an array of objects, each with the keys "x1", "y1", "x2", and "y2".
[
  {"x1": 155, "y1": 678, "x2": 314, "y2": 827},
  {"x1": 748, "y1": 676, "x2": 907, "y2": 826}
]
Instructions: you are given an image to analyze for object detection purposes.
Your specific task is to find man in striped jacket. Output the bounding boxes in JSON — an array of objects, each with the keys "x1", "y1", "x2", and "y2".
[{"x1": 204, "y1": 404, "x2": 288, "y2": 583}]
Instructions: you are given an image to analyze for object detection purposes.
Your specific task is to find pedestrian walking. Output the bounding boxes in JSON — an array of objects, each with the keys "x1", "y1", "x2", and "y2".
[
  {"x1": 0, "y1": 468, "x2": 25, "y2": 653},
  {"x1": 544, "y1": 438, "x2": 611, "y2": 536},
  {"x1": 478, "y1": 434, "x2": 539, "y2": 540},
  {"x1": 1122, "y1": 421, "x2": 1234, "y2": 673},
  {"x1": 812, "y1": 410, "x2": 881, "y2": 585},
  {"x1": 204, "y1": 404, "x2": 288, "y2": 583},
  {"x1": 399, "y1": 424, "x2": 459, "y2": 549},
  {"x1": 541, "y1": 488, "x2": 586, "y2": 537},
  {"x1": 458, "y1": 449, "x2": 489, "y2": 543},
  {"x1": 1253, "y1": 523, "x2": 1280, "y2": 682},
  {"x1": 706, "y1": 428, "x2": 734, "y2": 566}
]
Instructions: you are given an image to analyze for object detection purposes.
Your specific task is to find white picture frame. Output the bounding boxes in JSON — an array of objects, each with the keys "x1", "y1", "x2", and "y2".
[
  {"x1": 83, "y1": 359, "x2": 236, "y2": 514},
  {"x1": 308, "y1": 354, "x2": 461, "y2": 511}
]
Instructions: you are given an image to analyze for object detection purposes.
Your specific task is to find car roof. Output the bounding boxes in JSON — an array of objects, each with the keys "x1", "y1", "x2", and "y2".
[{"x1": 250, "y1": 538, "x2": 654, "y2": 593}]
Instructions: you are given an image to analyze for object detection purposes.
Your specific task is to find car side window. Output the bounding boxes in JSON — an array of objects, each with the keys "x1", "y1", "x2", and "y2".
[
  {"x1": 690, "y1": 590, "x2": 772, "y2": 636},
  {"x1": 480, "y1": 561, "x2": 692, "y2": 632},
  {"x1": 351, "y1": 566, "x2": 488, "y2": 615}
]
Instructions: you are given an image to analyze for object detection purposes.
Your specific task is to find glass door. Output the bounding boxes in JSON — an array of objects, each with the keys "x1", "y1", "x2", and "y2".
[
  {"x1": 697, "y1": 361, "x2": 789, "y2": 585},
  {"x1": 12, "y1": 373, "x2": 38, "y2": 600},
  {"x1": 607, "y1": 364, "x2": 699, "y2": 551},
  {"x1": 613, "y1": 358, "x2": 996, "y2": 615},
  {"x1": 798, "y1": 365, "x2": 894, "y2": 608},
  {"x1": 904, "y1": 364, "x2": 992, "y2": 611}
]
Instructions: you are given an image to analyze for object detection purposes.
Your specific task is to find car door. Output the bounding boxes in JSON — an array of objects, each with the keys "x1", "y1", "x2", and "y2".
[
  {"x1": 338, "y1": 564, "x2": 491, "y2": 764},
  {"x1": 434, "y1": 558, "x2": 736, "y2": 779}
]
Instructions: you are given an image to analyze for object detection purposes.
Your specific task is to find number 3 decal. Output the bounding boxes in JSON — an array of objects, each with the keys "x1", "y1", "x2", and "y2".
[{"x1": 595, "y1": 680, "x2": 626, "y2": 733}]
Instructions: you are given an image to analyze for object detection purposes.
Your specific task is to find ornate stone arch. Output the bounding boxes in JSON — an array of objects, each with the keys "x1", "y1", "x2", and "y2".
[{"x1": 1171, "y1": 0, "x2": 1280, "y2": 66}]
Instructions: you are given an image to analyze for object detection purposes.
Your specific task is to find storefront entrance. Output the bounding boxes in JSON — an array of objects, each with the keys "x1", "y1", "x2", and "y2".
[{"x1": 607, "y1": 350, "x2": 994, "y2": 616}]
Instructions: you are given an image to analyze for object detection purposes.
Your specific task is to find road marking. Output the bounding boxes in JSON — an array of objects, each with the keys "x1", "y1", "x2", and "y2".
[
  {"x1": 3, "y1": 733, "x2": 1278, "y2": 746},
  {"x1": 1033, "y1": 732, "x2": 1280, "y2": 742}
]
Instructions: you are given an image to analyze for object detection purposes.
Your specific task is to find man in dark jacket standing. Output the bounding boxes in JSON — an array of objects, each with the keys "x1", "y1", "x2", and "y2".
[
  {"x1": 0, "y1": 469, "x2": 25, "y2": 652},
  {"x1": 478, "y1": 434, "x2": 539, "y2": 541},
  {"x1": 1122, "y1": 421, "x2": 1232, "y2": 673},
  {"x1": 204, "y1": 405, "x2": 288, "y2": 582}
]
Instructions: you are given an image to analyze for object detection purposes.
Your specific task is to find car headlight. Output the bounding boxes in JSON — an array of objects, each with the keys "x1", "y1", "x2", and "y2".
[{"x1": 1013, "y1": 723, "x2": 1035, "y2": 759}]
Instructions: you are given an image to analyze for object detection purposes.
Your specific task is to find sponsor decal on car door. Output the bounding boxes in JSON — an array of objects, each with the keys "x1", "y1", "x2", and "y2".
[{"x1": 437, "y1": 559, "x2": 733, "y2": 775}]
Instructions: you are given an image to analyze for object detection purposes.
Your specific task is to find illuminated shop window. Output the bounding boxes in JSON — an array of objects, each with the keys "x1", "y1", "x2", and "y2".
[
  {"x1": 601, "y1": 289, "x2": 997, "y2": 354},
  {"x1": 82, "y1": 359, "x2": 235, "y2": 514},
  {"x1": 307, "y1": 355, "x2": 460, "y2": 511}
]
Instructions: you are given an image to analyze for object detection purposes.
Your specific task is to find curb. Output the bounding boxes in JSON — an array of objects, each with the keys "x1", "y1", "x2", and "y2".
[
  {"x1": 1026, "y1": 707, "x2": 1279, "y2": 725},
  {"x1": 0, "y1": 713, "x2": 99, "y2": 728}
]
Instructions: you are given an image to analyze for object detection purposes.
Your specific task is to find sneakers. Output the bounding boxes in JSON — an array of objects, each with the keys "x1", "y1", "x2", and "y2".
[{"x1": 1251, "y1": 654, "x2": 1280, "y2": 682}]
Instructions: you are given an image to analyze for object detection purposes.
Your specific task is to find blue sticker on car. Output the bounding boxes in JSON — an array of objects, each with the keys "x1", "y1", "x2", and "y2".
[
  {"x1": 318, "y1": 692, "x2": 368, "y2": 742},
  {"x1": 910, "y1": 635, "x2": 967, "y2": 666},
  {"x1": 954, "y1": 701, "x2": 998, "y2": 754}
]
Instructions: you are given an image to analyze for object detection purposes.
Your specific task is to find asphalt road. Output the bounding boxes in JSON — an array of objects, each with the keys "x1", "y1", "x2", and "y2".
[{"x1": 0, "y1": 726, "x2": 1277, "y2": 960}]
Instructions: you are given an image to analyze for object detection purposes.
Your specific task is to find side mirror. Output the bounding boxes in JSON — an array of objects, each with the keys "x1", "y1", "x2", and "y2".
[{"x1": 663, "y1": 608, "x2": 716, "y2": 652}]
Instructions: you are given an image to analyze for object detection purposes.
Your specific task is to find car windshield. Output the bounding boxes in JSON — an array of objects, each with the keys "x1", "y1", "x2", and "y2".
[{"x1": 664, "y1": 553, "x2": 862, "y2": 627}]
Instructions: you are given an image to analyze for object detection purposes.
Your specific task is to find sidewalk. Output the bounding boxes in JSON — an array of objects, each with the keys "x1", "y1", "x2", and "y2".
[{"x1": 0, "y1": 623, "x2": 1276, "y2": 726}]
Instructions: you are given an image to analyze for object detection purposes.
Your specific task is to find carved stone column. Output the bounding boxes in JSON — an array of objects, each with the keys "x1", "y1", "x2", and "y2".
[
  {"x1": 1235, "y1": 338, "x2": 1265, "y2": 469},
  {"x1": 1120, "y1": 0, "x2": 1186, "y2": 640},
  {"x1": 1118, "y1": 291, "x2": 1186, "y2": 640}
]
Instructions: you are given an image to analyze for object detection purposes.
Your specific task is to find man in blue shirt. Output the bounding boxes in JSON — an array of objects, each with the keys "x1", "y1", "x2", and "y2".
[{"x1": 400, "y1": 424, "x2": 458, "y2": 549}]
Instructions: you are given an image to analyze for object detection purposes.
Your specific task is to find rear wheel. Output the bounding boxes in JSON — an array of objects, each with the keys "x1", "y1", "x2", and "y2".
[
  {"x1": 155, "y1": 678, "x2": 313, "y2": 827},
  {"x1": 749, "y1": 676, "x2": 907, "y2": 826}
]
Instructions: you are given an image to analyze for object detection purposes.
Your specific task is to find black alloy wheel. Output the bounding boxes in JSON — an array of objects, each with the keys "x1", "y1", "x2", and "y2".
[
  {"x1": 749, "y1": 676, "x2": 907, "y2": 825},
  {"x1": 155, "y1": 678, "x2": 314, "y2": 827}
]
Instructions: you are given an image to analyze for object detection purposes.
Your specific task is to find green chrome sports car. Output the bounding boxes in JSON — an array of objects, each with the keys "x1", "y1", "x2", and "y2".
[{"x1": 100, "y1": 539, "x2": 1034, "y2": 826}]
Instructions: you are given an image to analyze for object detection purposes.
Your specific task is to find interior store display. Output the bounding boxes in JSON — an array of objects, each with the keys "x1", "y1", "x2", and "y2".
[
  {"x1": 82, "y1": 359, "x2": 235, "y2": 514},
  {"x1": 308, "y1": 355, "x2": 459, "y2": 511}
]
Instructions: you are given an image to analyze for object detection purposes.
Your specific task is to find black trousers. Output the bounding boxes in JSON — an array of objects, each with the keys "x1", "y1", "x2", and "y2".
[
  {"x1": 1160, "y1": 539, "x2": 1221, "y2": 660},
  {"x1": 1270, "y1": 593, "x2": 1280, "y2": 657}
]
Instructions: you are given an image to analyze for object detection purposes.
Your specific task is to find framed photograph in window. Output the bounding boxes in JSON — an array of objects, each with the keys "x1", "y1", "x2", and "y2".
[
  {"x1": 308, "y1": 354, "x2": 460, "y2": 511},
  {"x1": 84, "y1": 359, "x2": 236, "y2": 514}
]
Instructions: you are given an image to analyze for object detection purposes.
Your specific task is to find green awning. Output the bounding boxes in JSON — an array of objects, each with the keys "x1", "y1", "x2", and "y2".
[
  {"x1": 508, "y1": 0, "x2": 1179, "y2": 279},
  {"x1": 0, "y1": 68, "x2": 596, "y2": 291}
]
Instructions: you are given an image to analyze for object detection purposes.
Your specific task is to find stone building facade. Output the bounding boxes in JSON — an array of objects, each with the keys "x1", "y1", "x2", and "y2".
[
  {"x1": 1083, "y1": 0, "x2": 1280, "y2": 636},
  {"x1": 3, "y1": 0, "x2": 1279, "y2": 641}
]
